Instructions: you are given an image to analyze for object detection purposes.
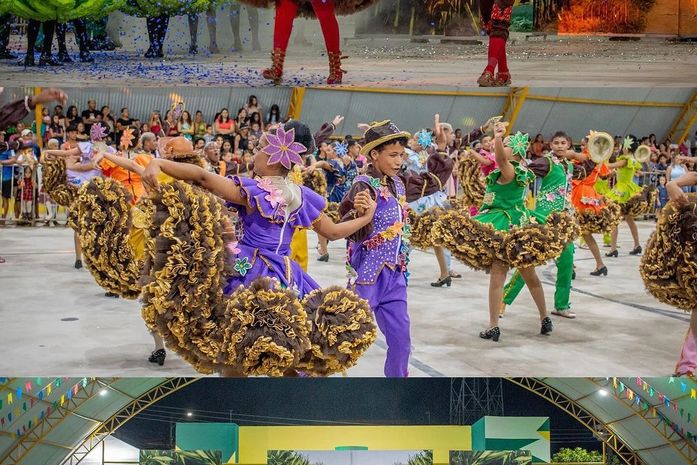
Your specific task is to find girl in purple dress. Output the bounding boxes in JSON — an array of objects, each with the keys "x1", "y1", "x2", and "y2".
[{"x1": 140, "y1": 122, "x2": 379, "y2": 377}]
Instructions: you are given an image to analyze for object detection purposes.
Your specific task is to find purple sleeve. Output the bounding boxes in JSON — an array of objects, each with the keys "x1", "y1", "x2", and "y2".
[
  {"x1": 0, "y1": 99, "x2": 29, "y2": 131},
  {"x1": 526, "y1": 157, "x2": 551, "y2": 178},
  {"x1": 297, "y1": 187, "x2": 327, "y2": 229},
  {"x1": 313, "y1": 122, "x2": 335, "y2": 147},
  {"x1": 338, "y1": 180, "x2": 374, "y2": 242}
]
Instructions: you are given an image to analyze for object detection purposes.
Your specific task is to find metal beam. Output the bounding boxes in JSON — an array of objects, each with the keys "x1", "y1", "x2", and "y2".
[
  {"x1": 0, "y1": 378, "x2": 115, "y2": 465},
  {"x1": 666, "y1": 89, "x2": 697, "y2": 144},
  {"x1": 508, "y1": 378, "x2": 645, "y2": 465},
  {"x1": 287, "y1": 87, "x2": 306, "y2": 120},
  {"x1": 590, "y1": 378, "x2": 697, "y2": 465},
  {"x1": 502, "y1": 87, "x2": 529, "y2": 136},
  {"x1": 60, "y1": 378, "x2": 198, "y2": 465}
]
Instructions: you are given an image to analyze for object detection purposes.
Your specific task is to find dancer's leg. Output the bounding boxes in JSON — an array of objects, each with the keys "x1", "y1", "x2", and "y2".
[
  {"x1": 152, "y1": 332, "x2": 165, "y2": 350},
  {"x1": 488, "y1": 260, "x2": 508, "y2": 328},
  {"x1": 553, "y1": 243, "x2": 574, "y2": 311},
  {"x1": 56, "y1": 23, "x2": 69, "y2": 56},
  {"x1": 155, "y1": 15, "x2": 169, "y2": 54},
  {"x1": 485, "y1": 36, "x2": 505, "y2": 75},
  {"x1": 247, "y1": 6, "x2": 261, "y2": 50},
  {"x1": 674, "y1": 328, "x2": 697, "y2": 376},
  {"x1": 229, "y1": 2, "x2": 243, "y2": 50},
  {"x1": 73, "y1": 231, "x2": 82, "y2": 263},
  {"x1": 273, "y1": 0, "x2": 299, "y2": 51},
  {"x1": 40, "y1": 21, "x2": 57, "y2": 60},
  {"x1": 206, "y1": 6, "x2": 219, "y2": 52},
  {"x1": 0, "y1": 14, "x2": 12, "y2": 57},
  {"x1": 73, "y1": 19, "x2": 92, "y2": 61},
  {"x1": 503, "y1": 270, "x2": 525, "y2": 306},
  {"x1": 187, "y1": 14, "x2": 199, "y2": 53},
  {"x1": 318, "y1": 235, "x2": 328, "y2": 258},
  {"x1": 609, "y1": 225, "x2": 619, "y2": 253},
  {"x1": 585, "y1": 233, "x2": 605, "y2": 270},
  {"x1": 625, "y1": 215, "x2": 640, "y2": 248},
  {"x1": 518, "y1": 266, "x2": 548, "y2": 320},
  {"x1": 145, "y1": 17, "x2": 157, "y2": 55},
  {"x1": 433, "y1": 246, "x2": 449, "y2": 280},
  {"x1": 25, "y1": 20, "x2": 41, "y2": 64},
  {"x1": 311, "y1": 0, "x2": 340, "y2": 53},
  {"x1": 356, "y1": 268, "x2": 410, "y2": 377}
]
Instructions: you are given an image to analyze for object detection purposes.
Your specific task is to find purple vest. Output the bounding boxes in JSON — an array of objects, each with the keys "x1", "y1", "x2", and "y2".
[{"x1": 347, "y1": 175, "x2": 411, "y2": 285}]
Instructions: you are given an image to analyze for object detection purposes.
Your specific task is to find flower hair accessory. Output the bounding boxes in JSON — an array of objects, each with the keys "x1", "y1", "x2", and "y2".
[
  {"x1": 262, "y1": 127, "x2": 307, "y2": 169},
  {"x1": 90, "y1": 123, "x2": 108, "y2": 142},
  {"x1": 335, "y1": 141, "x2": 348, "y2": 157},
  {"x1": 416, "y1": 130, "x2": 433, "y2": 148},
  {"x1": 120, "y1": 127, "x2": 135, "y2": 150},
  {"x1": 506, "y1": 131, "x2": 530, "y2": 158}
]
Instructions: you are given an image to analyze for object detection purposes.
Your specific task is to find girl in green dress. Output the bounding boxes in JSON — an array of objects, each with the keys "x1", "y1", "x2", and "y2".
[
  {"x1": 434, "y1": 123, "x2": 576, "y2": 342},
  {"x1": 606, "y1": 136, "x2": 651, "y2": 257}
]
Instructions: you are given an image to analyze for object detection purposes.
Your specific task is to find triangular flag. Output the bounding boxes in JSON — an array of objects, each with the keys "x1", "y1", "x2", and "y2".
[
  {"x1": 60, "y1": 395, "x2": 65, "y2": 406},
  {"x1": 24, "y1": 382, "x2": 31, "y2": 392},
  {"x1": 669, "y1": 377, "x2": 675, "y2": 383},
  {"x1": 55, "y1": 379, "x2": 61, "y2": 388},
  {"x1": 6, "y1": 393, "x2": 11, "y2": 404},
  {"x1": 22, "y1": 401, "x2": 26, "y2": 412},
  {"x1": 691, "y1": 388, "x2": 696, "y2": 399},
  {"x1": 8, "y1": 412, "x2": 12, "y2": 422},
  {"x1": 30, "y1": 397, "x2": 35, "y2": 408},
  {"x1": 15, "y1": 388, "x2": 21, "y2": 400},
  {"x1": 649, "y1": 387, "x2": 655, "y2": 397},
  {"x1": 82, "y1": 378, "x2": 87, "y2": 388},
  {"x1": 36, "y1": 378, "x2": 42, "y2": 386},
  {"x1": 38, "y1": 391, "x2": 44, "y2": 401},
  {"x1": 47, "y1": 384, "x2": 52, "y2": 396},
  {"x1": 681, "y1": 382, "x2": 687, "y2": 392}
]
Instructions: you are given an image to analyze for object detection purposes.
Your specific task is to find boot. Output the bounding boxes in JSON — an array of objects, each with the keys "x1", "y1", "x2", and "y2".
[
  {"x1": 477, "y1": 71, "x2": 495, "y2": 87},
  {"x1": 262, "y1": 48, "x2": 285, "y2": 85},
  {"x1": 327, "y1": 51, "x2": 346, "y2": 85},
  {"x1": 494, "y1": 72, "x2": 511, "y2": 86}
]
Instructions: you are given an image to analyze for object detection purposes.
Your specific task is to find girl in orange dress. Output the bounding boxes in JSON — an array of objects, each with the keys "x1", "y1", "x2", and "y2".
[{"x1": 569, "y1": 141, "x2": 621, "y2": 277}]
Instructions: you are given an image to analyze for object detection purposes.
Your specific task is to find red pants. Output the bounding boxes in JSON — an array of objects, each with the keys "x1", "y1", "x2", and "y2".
[
  {"x1": 273, "y1": 0, "x2": 340, "y2": 53},
  {"x1": 484, "y1": 2, "x2": 512, "y2": 75}
]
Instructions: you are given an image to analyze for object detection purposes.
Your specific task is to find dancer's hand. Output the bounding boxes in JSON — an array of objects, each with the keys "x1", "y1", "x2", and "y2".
[
  {"x1": 142, "y1": 160, "x2": 162, "y2": 192},
  {"x1": 434, "y1": 114, "x2": 447, "y2": 150},
  {"x1": 667, "y1": 181, "x2": 688, "y2": 207},
  {"x1": 331, "y1": 115, "x2": 344, "y2": 127},
  {"x1": 354, "y1": 190, "x2": 376, "y2": 218},
  {"x1": 33, "y1": 88, "x2": 68, "y2": 106},
  {"x1": 357, "y1": 123, "x2": 371, "y2": 132},
  {"x1": 91, "y1": 152, "x2": 104, "y2": 165},
  {"x1": 482, "y1": 116, "x2": 503, "y2": 134},
  {"x1": 493, "y1": 122, "x2": 507, "y2": 138}
]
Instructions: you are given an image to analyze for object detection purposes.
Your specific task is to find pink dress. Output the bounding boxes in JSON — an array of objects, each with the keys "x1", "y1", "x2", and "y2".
[
  {"x1": 469, "y1": 150, "x2": 498, "y2": 216},
  {"x1": 675, "y1": 329, "x2": 697, "y2": 376}
]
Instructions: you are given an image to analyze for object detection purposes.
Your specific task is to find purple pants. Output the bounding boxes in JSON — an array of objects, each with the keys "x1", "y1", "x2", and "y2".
[{"x1": 354, "y1": 267, "x2": 410, "y2": 377}]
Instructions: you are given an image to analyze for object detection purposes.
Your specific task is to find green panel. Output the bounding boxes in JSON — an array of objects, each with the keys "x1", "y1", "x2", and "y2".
[
  {"x1": 140, "y1": 449, "x2": 222, "y2": 465},
  {"x1": 472, "y1": 417, "x2": 486, "y2": 451},
  {"x1": 176, "y1": 423, "x2": 239, "y2": 464},
  {"x1": 473, "y1": 417, "x2": 550, "y2": 464},
  {"x1": 335, "y1": 446, "x2": 369, "y2": 450}
]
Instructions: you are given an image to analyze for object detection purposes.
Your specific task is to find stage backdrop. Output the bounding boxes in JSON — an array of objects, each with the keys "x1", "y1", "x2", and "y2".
[
  {"x1": 471, "y1": 417, "x2": 550, "y2": 463},
  {"x1": 238, "y1": 426, "x2": 470, "y2": 464},
  {"x1": 449, "y1": 450, "x2": 532, "y2": 465},
  {"x1": 140, "y1": 449, "x2": 223, "y2": 465},
  {"x1": 175, "y1": 423, "x2": 239, "y2": 464},
  {"x1": 268, "y1": 449, "x2": 433, "y2": 465}
]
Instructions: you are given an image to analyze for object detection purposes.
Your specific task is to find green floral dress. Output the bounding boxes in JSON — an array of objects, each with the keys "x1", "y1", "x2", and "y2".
[
  {"x1": 605, "y1": 155, "x2": 642, "y2": 204},
  {"x1": 475, "y1": 161, "x2": 547, "y2": 229}
]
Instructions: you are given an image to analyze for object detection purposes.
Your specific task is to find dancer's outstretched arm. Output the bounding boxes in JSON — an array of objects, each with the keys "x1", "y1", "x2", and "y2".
[
  {"x1": 667, "y1": 171, "x2": 697, "y2": 207},
  {"x1": 92, "y1": 151, "x2": 147, "y2": 176},
  {"x1": 313, "y1": 190, "x2": 376, "y2": 241},
  {"x1": 142, "y1": 158, "x2": 245, "y2": 205},
  {"x1": 493, "y1": 123, "x2": 514, "y2": 183},
  {"x1": 44, "y1": 147, "x2": 81, "y2": 158}
]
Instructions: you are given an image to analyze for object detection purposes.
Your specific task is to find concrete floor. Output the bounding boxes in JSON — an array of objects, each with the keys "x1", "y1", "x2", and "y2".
[
  {"x1": 0, "y1": 218, "x2": 688, "y2": 377},
  {"x1": 1, "y1": 36, "x2": 697, "y2": 87}
]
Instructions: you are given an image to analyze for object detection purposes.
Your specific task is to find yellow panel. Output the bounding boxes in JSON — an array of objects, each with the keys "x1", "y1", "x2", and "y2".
[{"x1": 238, "y1": 425, "x2": 471, "y2": 465}]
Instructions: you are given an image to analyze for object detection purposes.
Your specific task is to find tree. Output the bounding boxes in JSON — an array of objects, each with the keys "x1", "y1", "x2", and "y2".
[{"x1": 552, "y1": 447, "x2": 603, "y2": 463}]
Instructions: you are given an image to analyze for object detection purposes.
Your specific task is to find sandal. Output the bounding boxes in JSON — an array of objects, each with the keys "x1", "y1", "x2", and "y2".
[{"x1": 552, "y1": 309, "x2": 576, "y2": 319}]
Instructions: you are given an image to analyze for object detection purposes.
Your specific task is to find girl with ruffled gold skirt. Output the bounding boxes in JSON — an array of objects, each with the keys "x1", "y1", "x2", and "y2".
[
  {"x1": 641, "y1": 171, "x2": 697, "y2": 375},
  {"x1": 434, "y1": 124, "x2": 576, "y2": 342}
]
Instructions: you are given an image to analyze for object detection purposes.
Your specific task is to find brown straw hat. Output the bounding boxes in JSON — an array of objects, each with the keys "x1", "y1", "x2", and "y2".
[{"x1": 359, "y1": 121, "x2": 411, "y2": 156}]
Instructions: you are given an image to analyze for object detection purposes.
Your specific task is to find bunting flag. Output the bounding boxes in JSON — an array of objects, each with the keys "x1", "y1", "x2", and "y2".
[
  {"x1": 611, "y1": 378, "x2": 697, "y2": 442},
  {"x1": 0, "y1": 378, "x2": 96, "y2": 434}
]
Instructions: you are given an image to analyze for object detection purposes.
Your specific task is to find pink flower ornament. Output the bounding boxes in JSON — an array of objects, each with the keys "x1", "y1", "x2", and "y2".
[
  {"x1": 262, "y1": 127, "x2": 307, "y2": 169},
  {"x1": 265, "y1": 188, "x2": 287, "y2": 209}
]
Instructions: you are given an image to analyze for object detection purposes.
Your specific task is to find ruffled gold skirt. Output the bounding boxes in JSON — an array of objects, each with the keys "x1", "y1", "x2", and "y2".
[
  {"x1": 621, "y1": 185, "x2": 657, "y2": 217},
  {"x1": 141, "y1": 180, "x2": 376, "y2": 376},
  {"x1": 457, "y1": 157, "x2": 486, "y2": 209},
  {"x1": 640, "y1": 195, "x2": 697, "y2": 313},
  {"x1": 433, "y1": 209, "x2": 578, "y2": 271},
  {"x1": 575, "y1": 202, "x2": 622, "y2": 235},
  {"x1": 73, "y1": 177, "x2": 144, "y2": 299}
]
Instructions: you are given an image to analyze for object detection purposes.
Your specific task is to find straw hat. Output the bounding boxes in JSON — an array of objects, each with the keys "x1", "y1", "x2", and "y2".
[{"x1": 359, "y1": 121, "x2": 411, "y2": 156}]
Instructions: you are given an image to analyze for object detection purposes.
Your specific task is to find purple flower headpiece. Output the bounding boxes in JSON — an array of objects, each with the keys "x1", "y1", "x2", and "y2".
[
  {"x1": 262, "y1": 127, "x2": 307, "y2": 170},
  {"x1": 90, "y1": 123, "x2": 107, "y2": 142}
]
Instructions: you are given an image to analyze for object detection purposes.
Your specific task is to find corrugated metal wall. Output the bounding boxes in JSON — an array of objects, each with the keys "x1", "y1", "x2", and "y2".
[
  {"x1": 2, "y1": 87, "x2": 695, "y2": 143},
  {"x1": 1, "y1": 87, "x2": 293, "y2": 124}
]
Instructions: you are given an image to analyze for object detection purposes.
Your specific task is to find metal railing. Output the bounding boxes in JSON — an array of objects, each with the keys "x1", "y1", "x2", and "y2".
[{"x1": 0, "y1": 163, "x2": 67, "y2": 226}]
